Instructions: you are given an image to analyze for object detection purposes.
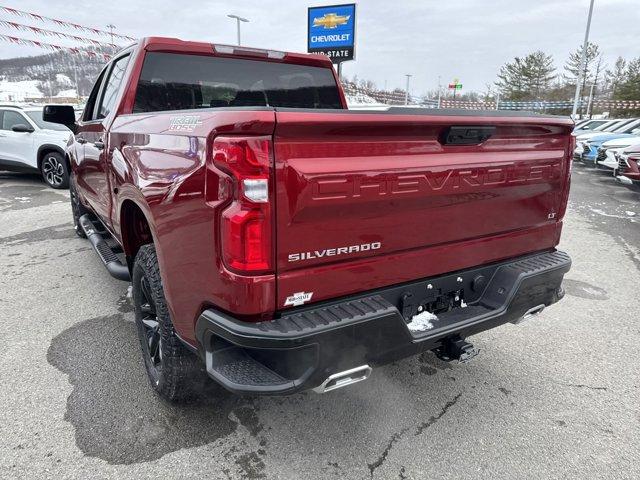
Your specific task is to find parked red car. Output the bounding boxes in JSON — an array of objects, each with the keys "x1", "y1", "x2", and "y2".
[
  {"x1": 44, "y1": 37, "x2": 573, "y2": 401},
  {"x1": 616, "y1": 143, "x2": 640, "y2": 185}
]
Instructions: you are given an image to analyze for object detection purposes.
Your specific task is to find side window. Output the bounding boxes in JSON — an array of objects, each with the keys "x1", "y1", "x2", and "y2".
[
  {"x1": 96, "y1": 55, "x2": 130, "y2": 120},
  {"x1": 1, "y1": 110, "x2": 27, "y2": 130},
  {"x1": 83, "y1": 69, "x2": 108, "y2": 122}
]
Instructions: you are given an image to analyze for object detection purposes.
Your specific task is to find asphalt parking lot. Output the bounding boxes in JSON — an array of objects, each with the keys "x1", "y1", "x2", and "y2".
[{"x1": 1, "y1": 165, "x2": 639, "y2": 480}]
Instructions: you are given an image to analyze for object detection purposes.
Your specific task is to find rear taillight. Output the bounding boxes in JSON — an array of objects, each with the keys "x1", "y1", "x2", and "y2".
[{"x1": 213, "y1": 136, "x2": 273, "y2": 274}]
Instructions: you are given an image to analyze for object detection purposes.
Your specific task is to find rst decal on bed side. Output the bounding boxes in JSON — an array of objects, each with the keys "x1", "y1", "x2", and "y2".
[{"x1": 288, "y1": 242, "x2": 382, "y2": 262}]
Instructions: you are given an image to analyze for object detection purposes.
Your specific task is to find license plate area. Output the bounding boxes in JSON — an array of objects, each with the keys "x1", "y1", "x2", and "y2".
[{"x1": 381, "y1": 262, "x2": 500, "y2": 323}]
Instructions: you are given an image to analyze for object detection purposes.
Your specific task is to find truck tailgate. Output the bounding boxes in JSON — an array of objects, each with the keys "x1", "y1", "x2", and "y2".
[{"x1": 273, "y1": 109, "x2": 573, "y2": 309}]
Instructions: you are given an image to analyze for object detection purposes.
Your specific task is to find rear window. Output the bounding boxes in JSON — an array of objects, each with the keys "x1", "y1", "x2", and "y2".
[{"x1": 133, "y1": 52, "x2": 342, "y2": 113}]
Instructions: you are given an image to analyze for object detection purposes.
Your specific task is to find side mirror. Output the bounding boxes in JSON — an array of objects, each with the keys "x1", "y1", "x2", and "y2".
[
  {"x1": 12, "y1": 124, "x2": 34, "y2": 133},
  {"x1": 43, "y1": 105, "x2": 77, "y2": 133}
]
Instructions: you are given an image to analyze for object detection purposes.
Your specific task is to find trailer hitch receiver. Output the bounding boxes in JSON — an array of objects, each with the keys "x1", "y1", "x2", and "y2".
[{"x1": 434, "y1": 335, "x2": 479, "y2": 364}]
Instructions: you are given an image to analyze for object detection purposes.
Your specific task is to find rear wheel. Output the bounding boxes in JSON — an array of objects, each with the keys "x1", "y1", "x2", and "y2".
[
  {"x1": 132, "y1": 244, "x2": 201, "y2": 401},
  {"x1": 41, "y1": 152, "x2": 69, "y2": 189}
]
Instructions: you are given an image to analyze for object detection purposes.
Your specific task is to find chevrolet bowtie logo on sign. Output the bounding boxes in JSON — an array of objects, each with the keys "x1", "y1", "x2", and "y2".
[
  {"x1": 313, "y1": 13, "x2": 351, "y2": 29},
  {"x1": 307, "y1": 4, "x2": 356, "y2": 63}
]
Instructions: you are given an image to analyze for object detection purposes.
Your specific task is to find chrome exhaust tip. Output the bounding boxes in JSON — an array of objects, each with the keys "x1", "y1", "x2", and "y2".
[
  {"x1": 313, "y1": 365, "x2": 372, "y2": 393},
  {"x1": 511, "y1": 304, "x2": 545, "y2": 325}
]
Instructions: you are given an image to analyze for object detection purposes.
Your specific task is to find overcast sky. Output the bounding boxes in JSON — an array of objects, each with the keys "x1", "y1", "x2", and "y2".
[{"x1": 0, "y1": 0, "x2": 638, "y2": 94}]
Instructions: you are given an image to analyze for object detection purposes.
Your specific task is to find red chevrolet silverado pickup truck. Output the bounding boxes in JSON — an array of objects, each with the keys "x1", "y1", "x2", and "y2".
[{"x1": 44, "y1": 37, "x2": 573, "y2": 400}]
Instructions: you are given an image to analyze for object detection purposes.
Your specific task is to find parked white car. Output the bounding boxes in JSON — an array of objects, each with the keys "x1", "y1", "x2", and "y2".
[
  {"x1": 574, "y1": 118, "x2": 638, "y2": 142},
  {"x1": 0, "y1": 105, "x2": 72, "y2": 188},
  {"x1": 595, "y1": 136, "x2": 640, "y2": 170}
]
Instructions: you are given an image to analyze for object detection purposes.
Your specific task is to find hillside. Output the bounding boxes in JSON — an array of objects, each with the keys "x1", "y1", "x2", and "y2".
[{"x1": 0, "y1": 49, "x2": 109, "y2": 101}]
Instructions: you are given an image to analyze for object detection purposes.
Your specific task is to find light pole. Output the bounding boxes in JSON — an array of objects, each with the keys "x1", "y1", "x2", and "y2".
[
  {"x1": 437, "y1": 75, "x2": 441, "y2": 109},
  {"x1": 404, "y1": 74, "x2": 412, "y2": 105},
  {"x1": 227, "y1": 14, "x2": 249, "y2": 46},
  {"x1": 571, "y1": 0, "x2": 595, "y2": 120}
]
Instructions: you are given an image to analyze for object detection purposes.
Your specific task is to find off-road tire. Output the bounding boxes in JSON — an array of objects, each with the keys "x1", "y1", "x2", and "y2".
[
  {"x1": 132, "y1": 243, "x2": 201, "y2": 402},
  {"x1": 70, "y1": 176, "x2": 88, "y2": 238},
  {"x1": 41, "y1": 151, "x2": 69, "y2": 189}
]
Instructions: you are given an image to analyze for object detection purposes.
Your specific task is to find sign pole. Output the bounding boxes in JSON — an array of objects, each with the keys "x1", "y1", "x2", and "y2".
[{"x1": 404, "y1": 74, "x2": 412, "y2": 105}]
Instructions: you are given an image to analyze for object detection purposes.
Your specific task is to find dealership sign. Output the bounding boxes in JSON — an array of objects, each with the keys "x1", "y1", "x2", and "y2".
[{"x1": 307, "y1": 4, "x2": 356, "y2": 63}]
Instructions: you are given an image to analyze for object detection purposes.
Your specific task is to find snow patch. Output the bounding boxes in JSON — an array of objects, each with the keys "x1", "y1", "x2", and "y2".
[
  {"x1": 625, "y1": 211, "x2": 636, "y2": 217},
  {"x1": 55, "y1": 88, "x2": 77, "y2": 98},
  {"x1": 56, "y1": 73, "x2": 72, "y2": 86},
  {"x1": 407, "y1": 310, "x2": 438, "y2": 332},
  {"x1": 0, "y1": 78, "x2": 43, "y2": 101},
  {"x1": 346, "y1": 92, "x2": 379, "y2": 105},
  {"x1": 589, "y1": 207, "x2": 637, "y2": 220}
]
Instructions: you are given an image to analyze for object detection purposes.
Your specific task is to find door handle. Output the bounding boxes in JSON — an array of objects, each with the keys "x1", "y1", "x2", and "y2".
[{"x1": 93, "y1": 140, "x2": 105, "y2": 150}]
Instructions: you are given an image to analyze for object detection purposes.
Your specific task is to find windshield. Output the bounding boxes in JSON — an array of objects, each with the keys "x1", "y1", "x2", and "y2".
[
  {"x1": 133, "y1": 52, "x2": 343, "y2": 113},
  {"x1": 602, "y1": 120, "x2": 628, "y2": 131},
  {"x1": 579, "y1": 120, "x2": 607, "y2": 130},
  {"x1": 593, "y1": 121, "x2": 617, "y2": 131},
  {"x1": 615, "y1": 119, "x2": 640, "y2": 133},
  {"x1": 25, "y1": 110, "x2": 70, "y2": 131}
]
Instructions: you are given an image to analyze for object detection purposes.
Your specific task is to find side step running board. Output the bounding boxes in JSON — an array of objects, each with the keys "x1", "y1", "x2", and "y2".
[{"x1": 79, "y1": 214, "x2": 130, "y2": 281}]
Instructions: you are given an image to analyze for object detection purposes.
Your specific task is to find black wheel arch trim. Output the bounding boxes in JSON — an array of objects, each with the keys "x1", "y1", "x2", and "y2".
[{"x1": 37, "y1": 144, "x2": 66, "y2": 169}]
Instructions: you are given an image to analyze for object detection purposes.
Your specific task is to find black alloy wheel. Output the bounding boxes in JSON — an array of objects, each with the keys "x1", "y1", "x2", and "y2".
[{"x1": 139, "y1": 274, "x2": 163, "y2": 373}]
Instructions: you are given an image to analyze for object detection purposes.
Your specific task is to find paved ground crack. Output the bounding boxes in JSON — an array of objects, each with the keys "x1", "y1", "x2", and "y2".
[
  {"x1": 415, "y1": 392, "x2": 462, "y2": 436},
  {"x1": 367, "y1": 426, "x2": 411, "y2": 479},
  {"x1": 561, "y1": 383, "x2": 607, "y2": 391},
  {"x1": 367, "y1": 392, "x2": 462, "y2": 478}
]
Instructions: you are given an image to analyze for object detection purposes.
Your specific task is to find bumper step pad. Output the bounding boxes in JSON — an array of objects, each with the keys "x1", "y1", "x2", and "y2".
[
  {"x1": 257, "y1": 296, "x2": 396, "y2": 336},
  {"x1": 205, "y1": 346, "x2": 289, "y2": 390}
]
